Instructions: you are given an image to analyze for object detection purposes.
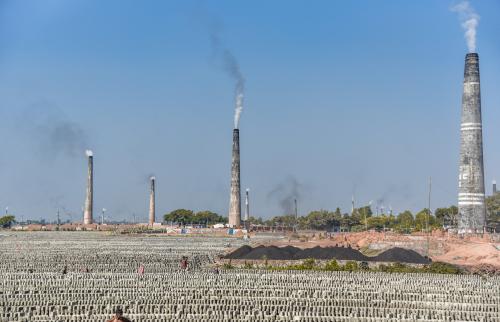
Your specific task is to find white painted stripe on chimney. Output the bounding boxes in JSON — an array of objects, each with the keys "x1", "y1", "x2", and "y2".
[
  {"x1": 464, "y1": 82, "x2": 480, "y2": 85},
  {"x1": 459, "y1": 201, "x2": 483, "y2": 205},
  {"x1": 461, "y1": 127, "x2": 482, "y2": 131},
  {"x1": 459, "y1": 193, "x2": 485, "y2": 196},
  {"x1": 461, "y1": 123, "x2": 482, "y2": 126},
  {"x1": 459, "y1": 199, "x2": 484, "y2": 203}
]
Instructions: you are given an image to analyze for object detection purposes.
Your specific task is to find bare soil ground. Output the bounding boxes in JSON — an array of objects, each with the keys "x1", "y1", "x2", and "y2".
[{"x1": 252, "y1": 231, "x2": 500, "y2": 273}]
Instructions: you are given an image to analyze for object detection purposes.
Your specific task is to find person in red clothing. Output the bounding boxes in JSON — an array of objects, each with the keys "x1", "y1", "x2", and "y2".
[
  {"x1": 106, "y1": 308, "x2": 132, "y2": 322},
  {"x1": 180, "y1": 256, "x2": 188, "y2": 270},
  {"x1": 137, "y1": 263, "x2": 145, "y2": 276}
]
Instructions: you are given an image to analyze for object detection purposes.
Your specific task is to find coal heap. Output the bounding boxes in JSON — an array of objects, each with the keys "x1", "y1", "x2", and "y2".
[
  {"x1": 237, "y1": 245, "x2": 297, "y2": 260},
  {"x1": 293, "y1": 246, "x2": 368, "y2": 261},
  {"x1": 373, "y1": 247, "x2": 430, "y2": 264},
  {"x1": 225, "y1": 245, "x2": 430, "y2": 264},
  {"x1": 224, "y1": 245, "x2": 253, "y2": 259}
]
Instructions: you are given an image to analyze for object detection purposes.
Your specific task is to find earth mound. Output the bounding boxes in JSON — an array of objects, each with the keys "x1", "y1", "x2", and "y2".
[
  {"x1": 373, "y1": 247, "x2": 431, "y2": 264},
  {"x1": 293, "y1": 246, "x2": 368, "y2": 261},
  {"x1": 225, "y1": 245, "x2": 430, "y2": 264},
  {"x1": 224, "y1": 245, "x2": 253, "y2": 259}
]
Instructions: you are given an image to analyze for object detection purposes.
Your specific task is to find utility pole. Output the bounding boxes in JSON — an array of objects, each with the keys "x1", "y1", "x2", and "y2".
[
  {"x1": 245, "y1": 188, "x2": 250, "y2": 230},
  {"x1": 427, "y1": 176, "x2": 432, "y2": 257},
  {"x1": 294, "y1": 198, "x2": 298, "y2": 233},
  {"x1": 101, "y1": 208, "x2": 106, "y2": 225},
  {"x1": 57, "y1": 209, "x2": 60, "y2": 227}
]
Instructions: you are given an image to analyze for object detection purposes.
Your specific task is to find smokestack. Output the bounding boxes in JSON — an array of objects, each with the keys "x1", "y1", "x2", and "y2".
[
  {"x1": 149, "y1": 176, "x2": 156, "y2": 226},
  {"x1": 229, "y1": 128, "x2": 241, "y2": 227},
  {"x1": 83, "y1": 150, "x2": 93, "y2": 225},
  {"x1": 493, "y1": 180, "x2": 497, "y2": 195},
  {"x1": 458, "y1": 53, "x2": 486, "y2": 233},
  {"x1": 244, "y1": 188, "x2": 249, "y2": 222}
]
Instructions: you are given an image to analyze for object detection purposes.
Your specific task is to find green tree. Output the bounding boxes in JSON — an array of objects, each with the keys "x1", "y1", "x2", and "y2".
[
  {"x1": 396, "y1": 210, "x2": 414, "y2": 233},
  {"x1": 303, "y1": 210, "x2": 330, "y2": 230},
  {"x1": 0, "y1": 215, "x2": 16, "y2": 228},
  {"x1": 486, "y1": 193, "x2": 500, "y2": 222},
  {"x1": 434, "y1": 206, "x2": 458, "y2": 227},
  {"x1": 163, "y1": 209, "x2": 195, "y2": 224},
  {"x1": 194, "y1": 211, "x2": 227, "y2": 224},
  {"x1": 415, "y1": 209, "x2": 439, "y2": 231}
]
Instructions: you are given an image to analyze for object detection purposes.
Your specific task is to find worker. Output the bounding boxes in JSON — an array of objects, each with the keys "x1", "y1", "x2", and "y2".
[
  {"x1": 137, "y1": 263, "x2": 145, "y2": 276},
  {"x1": 180, "y1": 256, "x2": 188, "y2": 270},
  {"x1": 106, "y1": 308, "x2": 132, "y2": 322}
]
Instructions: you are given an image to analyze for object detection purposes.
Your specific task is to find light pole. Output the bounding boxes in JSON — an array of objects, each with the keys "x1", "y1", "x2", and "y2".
[
  {"x1": 101, "y1": 208, "x2": 106, "y2": 225},
  {"x1": 244, "y1": 188, "x2": 250, "y2": 230},
  {"x1": 294, "y1": 198, "x2": 298, "y2": 233}
]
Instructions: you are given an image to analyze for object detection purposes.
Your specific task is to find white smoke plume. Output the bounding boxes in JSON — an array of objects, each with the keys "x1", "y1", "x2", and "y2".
[
  {"x1": 85, "y1": 149, "x2": 93, "y2": 157},
  {"x1": 150, "y1": 176, "x2": 156, "y2": 181},
  {"x1": 210, "y1": 29, "x2": 245, "y2": 129},
  {"x1": 451, "y1": 1, "x2": 480, "y2": 53}
]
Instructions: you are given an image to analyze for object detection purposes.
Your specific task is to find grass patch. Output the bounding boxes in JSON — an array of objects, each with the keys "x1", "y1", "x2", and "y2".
[{"x1": 235, "y1": 258, "x2": 462, "y2": 275}]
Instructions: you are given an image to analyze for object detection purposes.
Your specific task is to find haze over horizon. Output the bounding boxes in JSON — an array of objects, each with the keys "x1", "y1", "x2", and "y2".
[{"x1": 0, "y1": 0, "x2": 499, "y2": 222}]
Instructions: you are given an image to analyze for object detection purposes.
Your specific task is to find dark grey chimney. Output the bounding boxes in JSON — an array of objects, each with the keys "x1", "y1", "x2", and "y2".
[
  {"x1": 83, "y1": 154, "x2": 93, "y2": 225},
  {"x1": 458, "y1": 53, "x2": 486, "y2": 233},
  {"x1": 229, "y1": 129, "x2": 241, "y2": 227},
  {"x1": 149, "y1": 177, "x2": 156, "y2": 226}
]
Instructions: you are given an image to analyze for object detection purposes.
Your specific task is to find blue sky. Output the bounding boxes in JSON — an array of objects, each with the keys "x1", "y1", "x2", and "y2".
[{"x1": 0, "y1": 0, "x2": 499, "y2": 222}]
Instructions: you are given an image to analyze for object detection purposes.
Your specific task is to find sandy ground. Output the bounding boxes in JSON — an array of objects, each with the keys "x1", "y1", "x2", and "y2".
[{"x1": 254, "y1": 231, "x2": 500, "y2": 272}]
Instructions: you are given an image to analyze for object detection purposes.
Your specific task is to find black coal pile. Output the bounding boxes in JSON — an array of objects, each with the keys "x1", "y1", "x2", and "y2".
[
  {"x1": 224, "y1": 245, "x2": 253, "y2": 259},
  {"x1": 373, "y1": 247, "x2": 430, "y2": 264},
  {"x1": 293, "y1": 246, "x2": 368, "y2": 261},
  {"x1": 238, "y1": 245, "x2": 299, "y2": 260},
  {"x1": 225, "y1": 245, "x2": 430, "y2": 264}
]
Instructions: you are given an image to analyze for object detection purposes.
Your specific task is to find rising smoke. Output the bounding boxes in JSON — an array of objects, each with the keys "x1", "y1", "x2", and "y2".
[
  {"x1": 267, "y1": 176, "x2": 303, "y2": 215},
  {"x1": 210, "y1": 28, "x2": 245, "y2": 129},
  {"x1": 85, "y1": 149, "x2": 93, "y2": 157},
  {"x1": 451, "y1": 1, "x2": 480, "y2": 53},
  {"x1": 21, "y1": 101, "x2": 88, "y2": 159},
  {"x1": 375, "y1": 183, "x2": 412, "y2": 214}
]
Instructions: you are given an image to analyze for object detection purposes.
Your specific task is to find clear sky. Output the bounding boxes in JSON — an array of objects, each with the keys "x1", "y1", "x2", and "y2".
[{"x1": 0, "y1": 0, "x2": 499, "y2": 222}]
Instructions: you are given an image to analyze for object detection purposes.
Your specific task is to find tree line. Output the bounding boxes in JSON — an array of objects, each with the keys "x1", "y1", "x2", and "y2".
[
  {"x1": 242, "y1": 193, "x2": 500, "y2": 232},
  {"x1": 2, "y1": 192, "x2": 499, "y2": 231},
  {"x1": 163, "y1": 209, "x2": 228, "y2": 225}
]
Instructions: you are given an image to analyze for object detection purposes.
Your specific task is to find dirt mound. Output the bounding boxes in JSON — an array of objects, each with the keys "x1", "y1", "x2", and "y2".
[
  {"x1": 240, "y1": 245, "x2": 298, "y2": 260},
  {"x1": 373, "y1": 247, "x2": 430, "y2": 264},
  {"x1": 226, "y1": 245, "x2": 431, "y2": 264},
  {"x1": 282, "y1": 245, "x2": 301, "y2": 256},
  {"x1": 224, "y1": 245, "x2": 253, "y2": 259},
  {"x1": 293, "y1": 246, "x2": 368, "y2": 261}
]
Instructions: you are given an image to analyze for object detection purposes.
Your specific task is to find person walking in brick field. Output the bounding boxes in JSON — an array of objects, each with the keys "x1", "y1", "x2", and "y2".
[
  {"x1": 137, "y1": 263, "x2": 145, "y2": 276},
  {"x1": 180, "y1": 256, "x2": 188, "y2": 271},
  {"x1": 106, "y1": 308, "x2": 132, "y2": 322}
]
